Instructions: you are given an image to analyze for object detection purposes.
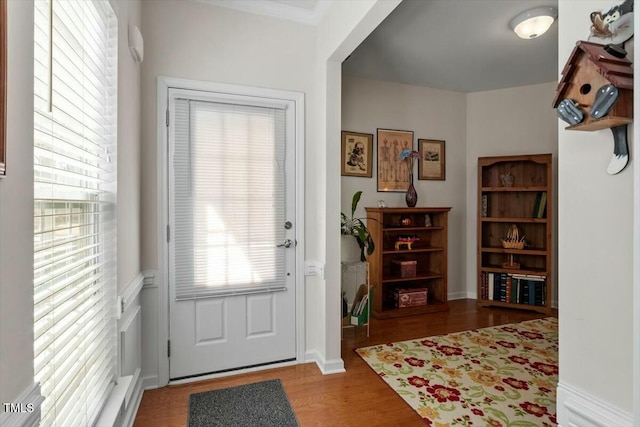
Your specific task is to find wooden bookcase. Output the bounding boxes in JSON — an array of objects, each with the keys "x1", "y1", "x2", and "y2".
[
  {"x1": 365, "y1": 207, "x2": 451, "y2": 319},
  {"x1": 477, "y1": 154, "x2": 552, "y2": 314}
]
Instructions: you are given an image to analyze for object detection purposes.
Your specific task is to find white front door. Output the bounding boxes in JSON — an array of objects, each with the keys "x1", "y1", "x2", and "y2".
[{"x1": 167, "y1": 87, "x2": 297, "y2": 380}]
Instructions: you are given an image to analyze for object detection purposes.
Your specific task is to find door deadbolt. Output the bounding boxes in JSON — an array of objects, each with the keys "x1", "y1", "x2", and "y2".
[{"x1": 284, "y1": 221, "x2": 293, "y2": 229}]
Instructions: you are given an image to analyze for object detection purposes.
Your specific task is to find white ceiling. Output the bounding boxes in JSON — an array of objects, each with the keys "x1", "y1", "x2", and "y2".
[
  {"x1": 206, "y1": 0, "x2": 559, "y2": 92},
  {"x1": 343, "y1": 0, "x2": 559, "y2": 92}
]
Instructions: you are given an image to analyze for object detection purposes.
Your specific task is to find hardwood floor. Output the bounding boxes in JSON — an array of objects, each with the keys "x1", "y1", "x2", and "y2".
[{"x1": 133, "y1": 299, "x2": 557, "y2": 427}]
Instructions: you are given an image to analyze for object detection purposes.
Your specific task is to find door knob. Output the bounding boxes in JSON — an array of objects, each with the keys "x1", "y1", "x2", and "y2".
[{"x1": 277, "y1": 239, "x2": 293, "y2": 248}]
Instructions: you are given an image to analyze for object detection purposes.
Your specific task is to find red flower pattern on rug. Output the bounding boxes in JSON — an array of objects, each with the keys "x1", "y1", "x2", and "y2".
[{"x1": 356, "y1": 318, "x2": 558, "y2": 426}]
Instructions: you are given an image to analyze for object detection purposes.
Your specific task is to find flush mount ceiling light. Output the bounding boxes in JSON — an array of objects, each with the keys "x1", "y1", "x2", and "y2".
[{"x1": 510, "y1": 7, "x2": 558, "y2": 39}]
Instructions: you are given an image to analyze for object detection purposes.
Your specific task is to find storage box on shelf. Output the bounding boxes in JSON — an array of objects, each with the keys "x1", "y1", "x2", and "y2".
[
  {"x1": 392, "y1": 260, "x2": 417, "y2": 278},
  {"x1": 393, "y1": 287, "x2": 428, "y2": 308},
  {"x1": 477, "y1": 154, "x2": 552, "y2": 314},
  {"x1": 365, "y1": 207, "x2": 451, "y2": 319}
]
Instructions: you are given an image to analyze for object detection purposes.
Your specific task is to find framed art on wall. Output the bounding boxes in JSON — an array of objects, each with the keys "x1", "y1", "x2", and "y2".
[
  {"x1": 341, "y1": 131, "x2": 373, "y2": 177},
  {"x1": 377, "y1": 128, "x2": 414, "y2": 192},
  {"x1": 418, "y1": 139, "x2": 445, "y2": 180}
]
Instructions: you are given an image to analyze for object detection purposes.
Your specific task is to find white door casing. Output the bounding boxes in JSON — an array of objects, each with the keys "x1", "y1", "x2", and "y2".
[{"x1": 156, "y1": 77, "x2": 305, "y2": 384}]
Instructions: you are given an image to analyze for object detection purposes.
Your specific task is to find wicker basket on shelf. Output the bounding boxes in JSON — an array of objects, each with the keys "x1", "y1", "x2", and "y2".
[{"x1": 501, "y1": 224, "x2": 525, "y2": 250}]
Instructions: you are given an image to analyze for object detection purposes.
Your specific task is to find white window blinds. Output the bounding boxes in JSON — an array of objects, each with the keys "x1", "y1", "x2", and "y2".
[
  {"x1": 171, "y1": 97, "x2": 287, "y2": 300},
  {"x1": 33, "y1": 1, "x2": 117, "y2": 426}
]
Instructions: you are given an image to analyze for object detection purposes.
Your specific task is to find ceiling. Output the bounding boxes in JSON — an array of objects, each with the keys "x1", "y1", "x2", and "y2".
[{"x1": 207, "y1": 0, "x2": 559, "y2": 92}]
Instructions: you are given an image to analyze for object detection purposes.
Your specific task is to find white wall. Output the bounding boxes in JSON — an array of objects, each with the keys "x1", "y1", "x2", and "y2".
[
  {"x1": 118, "y1": 0, "x2": 143, "y2": 292},
  {"x1": 0, "y1": 0, "x2": 142, "y2": 410},
  {"x1": 0, "y1": 0, "x2": 35, "y2": 407},
  {"x1": 557, "y1": 0, "x2": 635, "y2": 422},
  {"x1": 315, "y1": 0, "x2": 401, "y2": 370},
  {"x1": 466, "y1": 82, "x2": 558, "y2": 300},
  {"x1": 341, "y1": 76, "x2": 468, "y2": 298},
  {"x1": 139, "y1": 0, "x2": 318, "y2": 382},
  {"x1": 139, "y1": 0, "x2": 317, "y2": 269}
]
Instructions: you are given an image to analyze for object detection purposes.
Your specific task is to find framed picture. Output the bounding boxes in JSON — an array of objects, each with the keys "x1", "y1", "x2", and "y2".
[
  {"x1": 418, "y1": 139, "x2": 445, "y2": 180},
  {"x1": 341, "y1": 131, "x2": 373, "y2": 177},
  {"x1": 0, "y1": 0, "x2": 6, "y2": 176},
  {"x1": 377, "y1": 128, "x2": 414, "y2": 192}
]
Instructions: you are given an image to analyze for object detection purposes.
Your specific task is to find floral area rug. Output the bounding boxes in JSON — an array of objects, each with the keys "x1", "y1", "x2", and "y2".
[{"x1": 355, "y1": 318, "x2": 558, "y2": 426}]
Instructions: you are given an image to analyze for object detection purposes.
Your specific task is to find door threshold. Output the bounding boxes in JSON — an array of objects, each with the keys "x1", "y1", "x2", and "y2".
[{"x1": 169, "y1": 358, "x2": 297, "y2": 385}]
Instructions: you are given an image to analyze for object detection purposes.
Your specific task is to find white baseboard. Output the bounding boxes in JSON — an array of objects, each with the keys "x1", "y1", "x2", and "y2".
[
  {"x1": 448, "y1": 291, "x2": 470, "y2": 300},
  {"x1": 0, "y1": 383, "x2": 44, "y2": 427},
  {"x1": 557, "y1": 381, "x2": 633, "y2": 427},
  {"x1": 142, "y1": 375, "x2": 160, "y2": 391},
  {"x1": 304, "y1": 350, "x2": 345, "y2": 374}
]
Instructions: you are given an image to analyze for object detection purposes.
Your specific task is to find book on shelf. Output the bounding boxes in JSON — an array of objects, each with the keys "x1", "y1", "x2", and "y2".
[
  {"x1": 538, "y1": 192, "x2": 547, "y2": 218},
  {"x1": 532, "y1": 192, "x2": 542, "y2": 218},
  {"x1": 500, "y1": 274, "x2": 507, "y2": 302},
  {"x1": 480, "y1": 272, "x2": 547, "y2": 307},
  {"x1": 531, "y1": 192, "x2": 547, "y2": 218},
  {"x1": 536, "y1": 192, "x2": 547, "y2": 218},
  {"x1": 488, "y1": 272, "x2": 494, "y2": 301}
]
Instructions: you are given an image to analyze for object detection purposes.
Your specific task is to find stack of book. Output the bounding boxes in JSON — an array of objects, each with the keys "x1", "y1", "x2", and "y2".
[{"x1": 480, "y1": 272, "x2": 547, "y2": 306}]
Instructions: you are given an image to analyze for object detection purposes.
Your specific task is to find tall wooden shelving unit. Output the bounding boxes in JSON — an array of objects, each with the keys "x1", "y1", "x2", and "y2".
[
  {"x1": 365, "y1": 207, "x2": 451, "y2": 319},
  {"x1": 477, "y1": 154, "x2": 552, "y2": 315}
]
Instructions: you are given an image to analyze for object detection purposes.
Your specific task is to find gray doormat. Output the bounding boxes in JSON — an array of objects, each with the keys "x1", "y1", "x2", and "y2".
[{"x1": 188, "y1": 379, "x2": 300, "y2": 427}]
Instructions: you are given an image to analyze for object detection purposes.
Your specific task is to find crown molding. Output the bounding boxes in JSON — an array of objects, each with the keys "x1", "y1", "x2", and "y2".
[{"x1": 194, "y1": 0, "x2": 330, "y2": 25}]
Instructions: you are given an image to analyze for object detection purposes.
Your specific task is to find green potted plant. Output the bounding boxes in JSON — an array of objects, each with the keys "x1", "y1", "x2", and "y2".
[{"x1": 341, "y1": 191, "x2": 375, "y2": 262}]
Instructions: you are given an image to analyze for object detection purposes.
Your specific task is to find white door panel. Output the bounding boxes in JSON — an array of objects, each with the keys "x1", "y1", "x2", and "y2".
[
  {"x1": 167, "y1": 87, "x2": 297, "y2": 380},
  {"x1": 170, "y1": 291, "x2": 296, "y2": 378}
]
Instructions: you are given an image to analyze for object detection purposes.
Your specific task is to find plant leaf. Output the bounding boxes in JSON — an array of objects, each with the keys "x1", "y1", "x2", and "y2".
[
  {"x1": 367, "y1": 236, "x2": 375, "y2": 255},
  {"x1": 351, "y1": 191, "x2": 363, "y2": 217}
]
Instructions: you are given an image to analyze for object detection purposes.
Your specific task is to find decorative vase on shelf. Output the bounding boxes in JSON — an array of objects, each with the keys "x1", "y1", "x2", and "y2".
[{"x1": 405, "y1": 175, "x2": 417, "y2": 207}]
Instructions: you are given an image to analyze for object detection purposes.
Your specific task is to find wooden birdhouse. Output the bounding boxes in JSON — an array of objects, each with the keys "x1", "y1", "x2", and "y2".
[{"x1": 552, "y1": 40, "x2": 633, "y2": 131}]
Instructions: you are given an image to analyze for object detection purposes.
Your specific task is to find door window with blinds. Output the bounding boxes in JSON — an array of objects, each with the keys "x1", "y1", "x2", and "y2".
[
  {"x1": 170, "y1": 91, "x2": 291, "y2": 300},
  {"x1": 33, "y1": 0, "x2": 117, "y2": 426}
]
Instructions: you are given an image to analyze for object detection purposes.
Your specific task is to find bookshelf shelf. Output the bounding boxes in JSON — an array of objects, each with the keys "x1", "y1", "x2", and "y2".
[
  {"x1": 383, "y1": 226, "x2": 444, "y2": 232},
  {"x1": 365, "y1": 207, "x2": 451, "y2": 319},
  {"x1": 481, "y1": 217, "x2": 548, "y2": 224},
  {"x1": 382, "y1": 272, "x2": 443, "y2": 283},
  {"x1": 477, "y1": 154, "x2": 552, "y2": 315},
  {"x1": 382, "y1": 247, "x2": 444, "y2": 255},
  {"x1": 481, "y1": 247, "x2": 547, "y2": 256},
  {"x1": 481, "y1": 186, "x2": 548, "y2": 192}
]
